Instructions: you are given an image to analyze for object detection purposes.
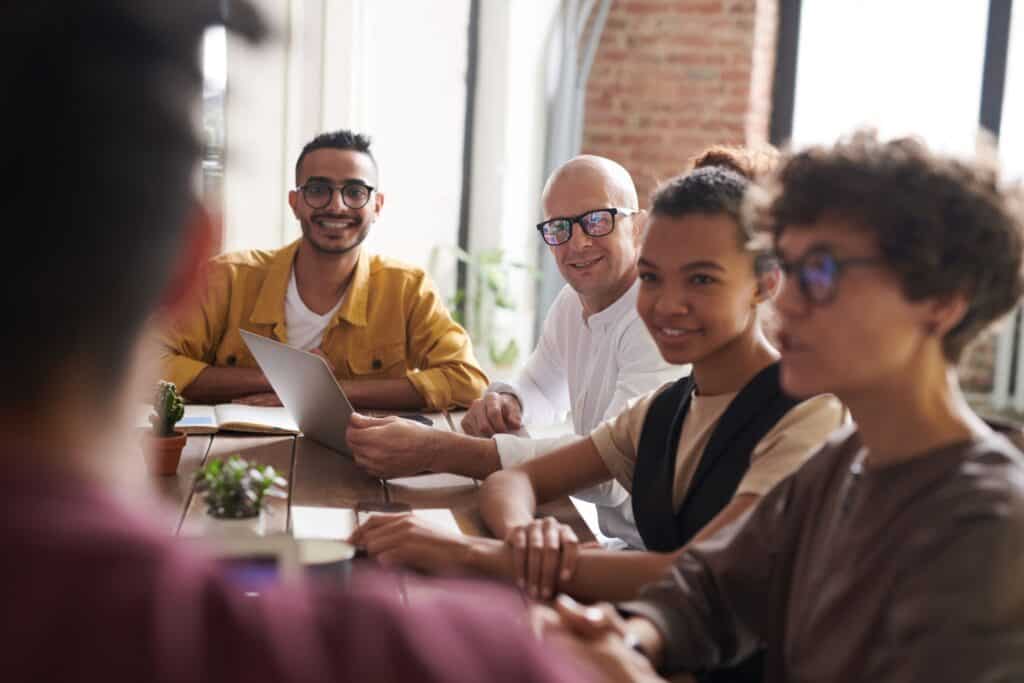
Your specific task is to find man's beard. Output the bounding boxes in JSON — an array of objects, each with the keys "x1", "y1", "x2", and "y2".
[{"x1": 301, "y1": 218, "x2": 371, "y2": 255}]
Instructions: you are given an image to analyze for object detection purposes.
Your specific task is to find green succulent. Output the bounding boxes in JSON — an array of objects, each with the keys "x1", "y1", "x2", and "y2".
[
  {"x1": 194, "y1": 455, "x2": 288, "y2": 519},
  {"x1": 150, "y1": 380, "x2": 185, "y2": 437}
]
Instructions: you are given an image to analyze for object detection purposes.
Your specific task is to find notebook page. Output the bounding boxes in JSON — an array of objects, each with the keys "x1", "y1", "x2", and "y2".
[{"x1": 213, "y1": 405, "x2": 299, "y2": 434}]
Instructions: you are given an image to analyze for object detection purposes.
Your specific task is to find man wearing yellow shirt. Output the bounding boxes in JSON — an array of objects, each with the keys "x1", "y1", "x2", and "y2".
[{"x1": 158, "y1": 130, "x2": 488, "y2": 410}]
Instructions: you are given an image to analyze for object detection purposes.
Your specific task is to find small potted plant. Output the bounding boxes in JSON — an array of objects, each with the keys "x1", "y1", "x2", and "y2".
[
  {"x1": 194, "y1": 455, "x2": 288, "y2": 535},
  {"x1": 144, "y1": 380, "x2": 186, "y2": 475}
]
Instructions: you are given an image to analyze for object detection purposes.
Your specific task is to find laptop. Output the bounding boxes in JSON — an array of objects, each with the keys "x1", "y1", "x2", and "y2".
[{"x1": 239, "y1": 330, "x2": 353, "y2": 455}]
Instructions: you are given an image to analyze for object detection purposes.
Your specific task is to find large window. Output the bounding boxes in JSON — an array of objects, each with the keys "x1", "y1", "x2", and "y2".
[
  {"x1": 1000, "y1": 1, "x2": 1024, "y2": 182},
  {"x1": 357, "y1": 0, "x2": 470, "y2": 280},
  {"x1": 791, "y1": 1, "x2": 989, "y2": 155},
  {"x1": 202, "y1": 26, "x2": 227, "y2": 236}
]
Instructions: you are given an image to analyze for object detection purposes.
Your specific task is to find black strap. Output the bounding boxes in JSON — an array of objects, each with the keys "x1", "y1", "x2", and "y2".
[
  {"x1": 632, "y1": 376, "x2": 696, "y2": 551},
  {"x1": 632, "y1": 363, "x2": 797, "y2": 683},
  {"x1": 632, "y1": 363, "x2": 798, "y2": 552},
  {"x1": 674, "y1": 363, "x2": 798, "y2": 546}
]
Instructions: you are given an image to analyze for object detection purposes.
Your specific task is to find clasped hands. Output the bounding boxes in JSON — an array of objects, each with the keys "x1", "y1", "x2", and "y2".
[
  {"x1": 505, "y1": 516, "x2": 587, "y2": 601},
  {"x1": 350, "y1": 509, "x2": 587, "y2": 603}
]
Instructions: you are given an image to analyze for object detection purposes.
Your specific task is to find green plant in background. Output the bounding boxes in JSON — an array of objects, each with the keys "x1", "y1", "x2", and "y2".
[
  {"x1": 194, "y1": 455, "x2": 288, "y2": 519},
  {"x1": 149, "y1": 380, "x2": 185, "y2": 437},
  {"x1": 430, "y1": 245, "x2": 538, "y2": 368}
]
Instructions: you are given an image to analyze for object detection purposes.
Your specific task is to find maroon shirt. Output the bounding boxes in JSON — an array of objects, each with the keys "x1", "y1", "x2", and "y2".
[{"x1": 0, "y1": 461, "x2": 590, "y2": 683}]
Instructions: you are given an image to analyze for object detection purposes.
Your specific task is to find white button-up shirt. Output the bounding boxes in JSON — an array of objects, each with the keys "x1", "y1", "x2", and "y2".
[{"x1": 491, "y1": 280, "x2": 686, "y2": 548}]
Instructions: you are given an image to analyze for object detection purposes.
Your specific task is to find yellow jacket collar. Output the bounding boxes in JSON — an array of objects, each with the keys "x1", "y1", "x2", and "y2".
[
  {"x1": 336, "y1": 250, "x2": 370, "y2": 327},
  {"x1": 248, "y1": 239, "x2": 370, "y2": 331},
  {"x1": 248, "y1": 240, "x2": 300, "y2": 334}
]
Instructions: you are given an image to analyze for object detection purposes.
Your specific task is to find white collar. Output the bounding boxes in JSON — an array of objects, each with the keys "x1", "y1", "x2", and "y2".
[{"x1": 582, "y1": 278, "x2": 640, "y2": 331}]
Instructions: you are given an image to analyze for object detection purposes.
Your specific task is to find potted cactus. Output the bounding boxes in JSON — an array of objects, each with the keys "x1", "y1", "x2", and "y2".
[
  {"x1": 194, "y1": 455, "x2": 288, "y2": 535},
  {"x1": 143, "y1": 380, "x2": 187, "y2": 475}
]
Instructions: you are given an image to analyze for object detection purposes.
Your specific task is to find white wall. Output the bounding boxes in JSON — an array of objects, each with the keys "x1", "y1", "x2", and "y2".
[
  {"x1": 221, "y1": 0, "x2": 291, "y2": 253},
  {"x1": 355, "y1": 0, "x2": 470, "y2": 295}
]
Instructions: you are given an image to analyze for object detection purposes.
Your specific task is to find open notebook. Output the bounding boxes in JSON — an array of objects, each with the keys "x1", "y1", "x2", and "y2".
[{"x1": 171, "y1": 404, "x2": 299, "y2": 435}]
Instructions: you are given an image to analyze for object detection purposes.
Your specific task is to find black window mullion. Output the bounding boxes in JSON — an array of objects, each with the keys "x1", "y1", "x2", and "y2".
[{"x1": 979, "y1": 0, "x2": 1014, "y2": 139}]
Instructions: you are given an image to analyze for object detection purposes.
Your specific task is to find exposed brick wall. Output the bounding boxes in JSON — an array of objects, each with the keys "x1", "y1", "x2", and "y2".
[
  {"x1": 583, "y1": 0, "x2": 779, "y2": 205},
  {"x1": 960, "y1": 329, "x2": 998, "y2": 393}
]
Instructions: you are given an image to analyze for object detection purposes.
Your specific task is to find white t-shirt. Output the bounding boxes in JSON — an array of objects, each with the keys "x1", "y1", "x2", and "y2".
[
  {"x1": 284, "y1": 269, "x2": 345, "y2": 352},
  {"x1": 490, "y1": 280, "x2": 686, "y2": 548}
]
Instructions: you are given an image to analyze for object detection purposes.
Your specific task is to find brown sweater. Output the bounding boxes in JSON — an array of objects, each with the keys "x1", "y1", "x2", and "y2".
[{"x1": 621, "y1": 425, "x2": 1024, "y2": 681}]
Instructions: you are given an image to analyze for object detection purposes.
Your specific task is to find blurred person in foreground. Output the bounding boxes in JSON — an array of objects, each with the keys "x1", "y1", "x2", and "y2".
[{"x1": 0, "y1": 2, "x2": 591, "y2": 681}]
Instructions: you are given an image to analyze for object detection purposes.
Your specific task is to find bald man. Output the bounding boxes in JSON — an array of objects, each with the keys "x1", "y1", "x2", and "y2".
[{"x1": 346, "y1": 155, "x2": 682, "y2": 549}]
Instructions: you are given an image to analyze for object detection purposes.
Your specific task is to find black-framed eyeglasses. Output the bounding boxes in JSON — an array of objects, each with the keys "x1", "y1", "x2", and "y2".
[
  {"x1": 536, "y1": 207, "x2": 637, "y2": 247},
  {"x1": 296, "y1": 181, "x2": 375, "y2": 210},
  {"x1": 774, "y1": 246, "x2": 882, "y2": 305}
]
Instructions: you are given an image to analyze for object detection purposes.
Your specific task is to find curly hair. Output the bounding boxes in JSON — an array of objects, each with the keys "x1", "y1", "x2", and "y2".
[
  {"x1": 755, "y1": 130, "x2": 1024, "y2": 362},
  {"x1": 690, "y1": 144, "x2": 780, "y2": 181},
  {"x1": 651, "y1": 145, "x2": 779, "y2": 267}
]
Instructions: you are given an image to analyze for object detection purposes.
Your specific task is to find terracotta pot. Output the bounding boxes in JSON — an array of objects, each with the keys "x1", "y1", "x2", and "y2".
[{"x1": 143, "y1": 431, "x2": 187, "y2": 476}]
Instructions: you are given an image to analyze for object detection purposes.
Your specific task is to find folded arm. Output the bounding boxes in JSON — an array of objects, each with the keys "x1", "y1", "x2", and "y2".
[
  {"x1": 157, "y1": 262, "x2": 269, "y2": 402},
  {"x1": 479, "y1": 435, "x2": 612, "y2": 538},
  {"x1": 179, "y1": 366, "x2": 272, "y2": 403},
  {"x1": 556, "y1": 493, "x2": 759, "y2": 603},
  {"x1": 404, "y1": 271, "x2": 489, "y2": 410}
]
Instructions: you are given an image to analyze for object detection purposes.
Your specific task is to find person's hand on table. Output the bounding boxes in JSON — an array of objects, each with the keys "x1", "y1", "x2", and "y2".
[
  {"x1": 531, "y1": 595, "x2": 667, "y2": 683},
  {"x1": 346, "y1": 412, "x2": 438, "y2": 478},
  {"x1": 232, "y1": 391, "x2": 282, "y2": 406},
  {"x1": 461, "y1": 391, "x2": 523, "y2": 437},
  {"x1": 349, "y1": 513, "x2": 477, "y2": 574},
  {"x1": 505, "y1": 516, "x2": 580, "y2": 600}
]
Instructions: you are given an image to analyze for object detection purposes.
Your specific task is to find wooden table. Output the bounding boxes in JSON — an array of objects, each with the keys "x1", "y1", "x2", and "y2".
[{"x1": 150, "y1": 410, "x2": 594, "y2": 545}]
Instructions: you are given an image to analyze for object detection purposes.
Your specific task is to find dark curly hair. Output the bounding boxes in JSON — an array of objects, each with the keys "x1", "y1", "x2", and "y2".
[
  {"x1": 756, "y1": 131, "x2": 1024, "y2": 362},
  {"x1": 690, "y1": 144, "x2": 779, "y2": 181},
  {"x1": 650, "y1": 165, "x2": 748, "y2": 221},
  {"x1": 651, "y1": 145, "x2": 779, "y2": 271}
]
